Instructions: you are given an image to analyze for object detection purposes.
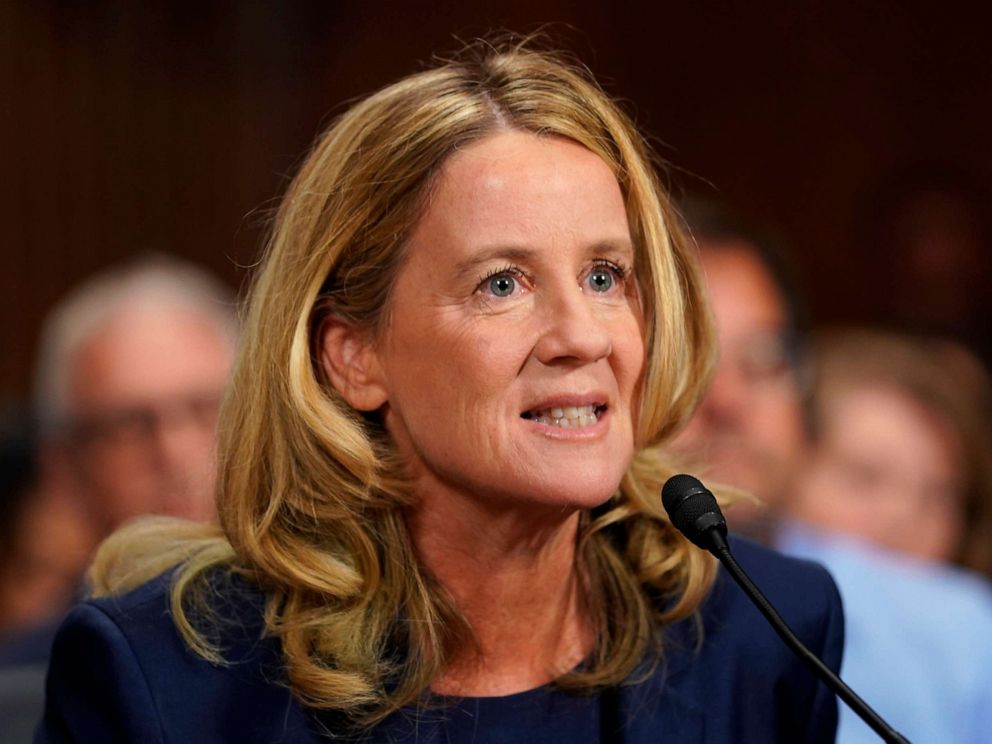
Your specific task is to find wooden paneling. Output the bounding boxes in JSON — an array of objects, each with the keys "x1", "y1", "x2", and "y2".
[{"x1": 4, "y1": 1, "x2": 990, "y2": 398}]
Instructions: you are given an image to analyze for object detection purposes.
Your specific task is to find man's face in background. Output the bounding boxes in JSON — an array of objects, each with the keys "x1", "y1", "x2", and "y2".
[
  {"x1": 62, "y1": 300, "x2": 234, "y2": 533},
  {"x1": 673, "y1": 241, "x2": 807, "y2": 531}
]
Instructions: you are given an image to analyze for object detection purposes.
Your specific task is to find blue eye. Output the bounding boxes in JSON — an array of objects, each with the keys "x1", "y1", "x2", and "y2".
[
  {"x1": 489, "y1": 274, "x2": 516, "y2": 297},
  {"x1": 588, "y1": 269, "x2": 614, "y2": 292}
]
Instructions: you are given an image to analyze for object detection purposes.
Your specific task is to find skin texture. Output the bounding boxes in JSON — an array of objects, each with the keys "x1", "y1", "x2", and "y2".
[
  {"x1": 321, "y1": 131, "x2": 645, "y2": 695},
  {"x1": 673, "y1": 243, "x2": 806, "y2": 531},
  {"x1": 790, "y1": 384, "x2": 964, "y2": 562},
  {"x1": 64, "y1": 301, "x2": 234, "y2": 532}
]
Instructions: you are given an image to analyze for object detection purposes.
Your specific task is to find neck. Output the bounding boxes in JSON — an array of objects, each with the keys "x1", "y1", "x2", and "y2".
[{"x1": 408, "y1": 495, "x2": 594, "y2": 697}]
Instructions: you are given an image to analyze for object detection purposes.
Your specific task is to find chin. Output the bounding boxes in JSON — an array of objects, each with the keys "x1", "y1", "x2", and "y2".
[{"x1": 518, "y1": 472, "x2": 624, "y2": 512}]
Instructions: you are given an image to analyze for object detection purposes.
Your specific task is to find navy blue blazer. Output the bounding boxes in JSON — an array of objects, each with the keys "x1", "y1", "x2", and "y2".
[{"x1": 36, "y1": 537, "x2": 843, "y2": 743}]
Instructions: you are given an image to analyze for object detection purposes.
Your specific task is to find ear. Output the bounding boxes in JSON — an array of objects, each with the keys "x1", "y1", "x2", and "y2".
[{"x1": 317, "y1": 318, "x2": 389, "y2": 411}]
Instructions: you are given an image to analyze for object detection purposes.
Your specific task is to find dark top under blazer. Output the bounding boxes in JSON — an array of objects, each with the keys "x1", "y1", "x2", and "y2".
[{"x1": 36, "y1": 537, "x2": 844, "y2": 743}]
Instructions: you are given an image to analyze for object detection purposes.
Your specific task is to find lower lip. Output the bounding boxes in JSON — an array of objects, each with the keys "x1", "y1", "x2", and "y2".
[{"x1": 520, "y1": 408, "x2": 610, "y2": 440}]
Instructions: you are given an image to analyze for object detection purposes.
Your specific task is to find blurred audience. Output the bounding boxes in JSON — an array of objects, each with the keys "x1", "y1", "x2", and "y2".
[
  {"x1": 0, "y1": 255, "x2": 237, "y2": 666},
  {"x1": 0, "y1": 408, "x2": 93, "y2": 646},
  {"x1": 792, "y1": 330, "x2": 992, "y2": 579},
  {"x1": 34, "y1": 254, "x2": 238, "y2": 534},
  {"x1": 0, "y1": 407, "x2": 92, "y2": 743},
  {"x1": 675, "y1": 199, "x2": 992, "y2": 744},
  {"x1": 673, "y1": 202, "x2": 810, "y2": 540}
]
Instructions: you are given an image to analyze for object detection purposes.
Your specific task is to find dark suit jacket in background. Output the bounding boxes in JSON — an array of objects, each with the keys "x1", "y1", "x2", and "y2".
[{"x1": 35, "y1": 537, "x2": 843, "y2": 743}]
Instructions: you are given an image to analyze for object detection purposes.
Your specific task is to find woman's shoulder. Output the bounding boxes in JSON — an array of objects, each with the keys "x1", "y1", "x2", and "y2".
[
  {"x1": 85, "y1": 566, "x2": 266, "y2": 645},
  {"x1": 61, "y1": 567, "x2": 273, "y2": 672},
  {"x1": 79, "y1": 569, "x2": 186, "y2": 635},
  {"x1": 725, "y1": 534, "x2": 843, "y2": 619},
  {"x1": 38, "y1": 568, "x2": 319, "y2": 743},
  {"x1": 651, "y1": 534, "x2": 843, "y2": 744},
  {"x1": 700, "y1": 534, "x2": 844, "y2": 658}
]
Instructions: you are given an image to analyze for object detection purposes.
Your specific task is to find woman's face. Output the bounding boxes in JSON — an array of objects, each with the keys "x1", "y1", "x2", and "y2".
[
  {"x1": 367, "y1": 131, "x2": 645, "y2": 513},
  {"x1": 791, "y1": 383, "x2": 965, "y2": 562}
]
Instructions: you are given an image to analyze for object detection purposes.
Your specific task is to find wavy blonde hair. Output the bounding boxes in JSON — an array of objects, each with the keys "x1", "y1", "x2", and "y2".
[{"x1": 90, "y1": 39, "x2": 718, "y2": 726}]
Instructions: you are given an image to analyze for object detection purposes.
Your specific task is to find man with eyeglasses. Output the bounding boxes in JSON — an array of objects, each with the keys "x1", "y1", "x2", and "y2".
[
  {"x1": 672, "y1": 200, "x2": 992, "y2": 744},
  {"x1": 34, "y1": 255, "x2": 238, "y2": 535},
  {"x1": 0, "y1": 256, "x2": 238, "y2": 736},
  {"x1": 673, "y1": 202, "x2": 809, "y2": 542}
]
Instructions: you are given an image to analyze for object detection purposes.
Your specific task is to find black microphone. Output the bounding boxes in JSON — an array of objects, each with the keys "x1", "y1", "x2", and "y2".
[{"x1": 662, "y1": 474, "x2": 911, "y2": 744}]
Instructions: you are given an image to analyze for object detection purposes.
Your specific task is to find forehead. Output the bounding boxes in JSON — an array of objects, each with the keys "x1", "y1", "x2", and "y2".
[
  {"x1": 409, "y1": 130, "x2": 631, "y2": 257},
  {"x1": 698, "y1": 242, "x2": 788, "y2": 337},
  {"x1": 67, "y1": 302, "x2": 233, "y2": 410},
  {"x1": 819, "y1": 384, "x2": 963, "y2": 472}
]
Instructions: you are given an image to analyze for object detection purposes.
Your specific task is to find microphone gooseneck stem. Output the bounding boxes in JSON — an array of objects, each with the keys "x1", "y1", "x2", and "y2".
[{"x1": 706, "y1": 530, "x2": 911, "y2": 744}]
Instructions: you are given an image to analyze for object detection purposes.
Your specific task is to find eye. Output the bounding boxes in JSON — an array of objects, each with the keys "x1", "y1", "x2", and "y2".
[
  {"x1": 584, "y1": 260, "x2": 628, "y2": 293},
  {"x1": 489, "y1": 274, "x2": 516, "y2": 297},
  {"x1": 477, "y1": 265, "x2": 525, "y2": 299},
  {"x1": 588, "y1": 269, "x2": 614, "y2": 292}
]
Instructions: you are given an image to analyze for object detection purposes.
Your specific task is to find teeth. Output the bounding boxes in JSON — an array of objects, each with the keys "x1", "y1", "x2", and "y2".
[{"x1": 526, "y1": 404, "x2": 601, "y2": 429}]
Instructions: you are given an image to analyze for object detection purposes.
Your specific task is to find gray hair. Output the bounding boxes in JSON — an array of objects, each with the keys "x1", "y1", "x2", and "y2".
[{"x1": 33, "y1": 254, "x2": 239, "y2": 429}]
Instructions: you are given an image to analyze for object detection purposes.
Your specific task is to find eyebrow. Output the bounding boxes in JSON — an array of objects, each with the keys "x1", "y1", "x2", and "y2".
[
  {"x1": 453, "y1": 247, "x2": 535, "y2": 282},
  {"x1": 452, "y1": 240, "x2": 636, "y2": 282}
]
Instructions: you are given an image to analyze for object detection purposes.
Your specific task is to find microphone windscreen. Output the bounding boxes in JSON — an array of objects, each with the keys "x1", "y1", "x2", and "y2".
[{"x1": 661, "y1": 474, "x2": 727, "y2": 547}]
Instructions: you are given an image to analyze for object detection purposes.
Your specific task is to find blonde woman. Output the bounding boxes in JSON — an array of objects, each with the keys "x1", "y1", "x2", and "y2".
[{"x1": 38, "y1": 41, "x2": 842, "y2": 743}]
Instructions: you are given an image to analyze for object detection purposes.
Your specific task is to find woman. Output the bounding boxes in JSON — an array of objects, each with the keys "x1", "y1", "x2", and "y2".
[
  {"x1": 38, "y1": 41, "x2": 842, "y2": 743},
  {"x1": 791, "y1": 329, "x2": 992, "y2": 577}
]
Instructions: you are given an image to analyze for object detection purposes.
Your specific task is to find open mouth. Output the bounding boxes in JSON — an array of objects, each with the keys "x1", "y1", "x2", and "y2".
[{"x1": 521, "y1": 404, "x2": 607, "y2": 429}]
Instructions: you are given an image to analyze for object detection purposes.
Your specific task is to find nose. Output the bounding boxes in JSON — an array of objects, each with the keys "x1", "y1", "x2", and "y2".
[{"x1": 532, "y1": 283, "x2": 612, "y2": 365}]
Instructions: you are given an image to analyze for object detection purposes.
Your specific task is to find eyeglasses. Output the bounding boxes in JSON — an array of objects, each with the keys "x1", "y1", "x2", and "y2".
[
  {"x1": 719, "y1": 330, "x2": 802, "y2": 390},
  {"x1": 66, "y1": 391, "x2": 224, "y2": 453}
]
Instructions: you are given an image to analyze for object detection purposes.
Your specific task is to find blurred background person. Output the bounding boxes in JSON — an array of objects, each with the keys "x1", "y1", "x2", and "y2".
[
  {"x1": 791, "y1": 329, "x2": 992, "y2": 579},
  {"x1": 0, "y1": 406, "x2": 93, "y2": 743},
  {"x1": 1, "y1": 255, "x2": 237, "y2": 657},
  {"x1": 0, "y1": 407, "x2": 93, "y2": 651},
  {"x1": 672, "y1": 202, "x2": 810, "y2": 541},
  {"x1": 674, "y1": 199, "x2": 992, "y2": 744},
  {"x1": 0, "y1": 255, "x2": 238, "y2": 743},
  {"x1": 33, "y1": 255, "x2": 239, "y2": 536}
]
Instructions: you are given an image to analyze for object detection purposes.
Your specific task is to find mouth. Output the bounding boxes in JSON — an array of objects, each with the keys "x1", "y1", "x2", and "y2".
[{"x1": 521, "y1": 403, "x2": 608, "y2": 429}]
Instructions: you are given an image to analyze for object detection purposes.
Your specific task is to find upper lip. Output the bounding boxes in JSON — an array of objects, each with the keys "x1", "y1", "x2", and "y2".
[{"x1": 521, "y1": 392, "x2": 609, "y2": 414}]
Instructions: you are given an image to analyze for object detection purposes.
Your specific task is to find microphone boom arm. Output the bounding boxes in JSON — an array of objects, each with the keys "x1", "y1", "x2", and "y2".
[
  {"x1": 661, "y1": 474, "x2": 911, "y2": 744},
  {"x1": 704, "y1": 529, "x2": 911, "y2": 744}
]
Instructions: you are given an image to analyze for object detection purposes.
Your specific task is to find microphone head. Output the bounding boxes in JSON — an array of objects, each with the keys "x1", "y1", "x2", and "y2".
[{"x1": 661, "y1": 474, "x2": 728, "y2": 550}]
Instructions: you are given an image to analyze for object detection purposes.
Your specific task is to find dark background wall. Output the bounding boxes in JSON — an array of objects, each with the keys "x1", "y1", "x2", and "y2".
[{"x1": 3, "y1": 1, "x2": 990, "y2": 398}]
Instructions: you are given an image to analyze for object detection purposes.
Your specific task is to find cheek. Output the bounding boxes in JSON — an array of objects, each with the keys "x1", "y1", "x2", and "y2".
[
  {"x1": 919, "y1": 496, "x2": 964, "y2": 553},
  {"x1": 614, "y1": 321, "x2": 646, "y2": 395},
  {"x1": 383, "y1": 318, "x2": 526, "y2": 428},
  {"x1": 615, "y1": 324, "x2": 647, "y2": 440},
  {"x1": 753, "y1": 391, "x2": 804, "y2": 443},
  {"x1": 800, "y1": 460, "x2": 856, "y2": 516}
]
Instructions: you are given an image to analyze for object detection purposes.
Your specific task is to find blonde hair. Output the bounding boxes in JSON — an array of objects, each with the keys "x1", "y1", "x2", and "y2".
[{"x1": 90, "y1": 40, "x2": 718, "y2": 726}]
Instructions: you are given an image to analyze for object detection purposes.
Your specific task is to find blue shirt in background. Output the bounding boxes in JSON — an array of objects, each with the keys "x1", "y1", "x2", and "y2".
[{"x1": 778, "y1": 521, "x2": 992, "y2": 744}]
